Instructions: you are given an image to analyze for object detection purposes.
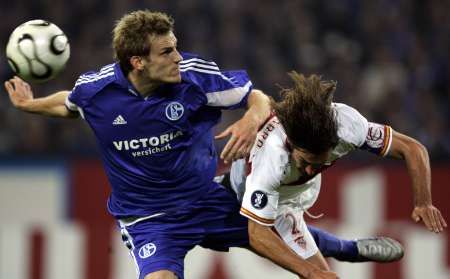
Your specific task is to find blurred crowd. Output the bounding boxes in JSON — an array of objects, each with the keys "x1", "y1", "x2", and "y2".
[{"x1": 0, "y1": 0, "x2": 449, "y2": 160}]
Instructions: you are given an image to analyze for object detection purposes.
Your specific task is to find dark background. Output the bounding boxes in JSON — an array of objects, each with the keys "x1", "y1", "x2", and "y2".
[{"x1": 1, "y1": 0, "x2": 449, "y2": 160}]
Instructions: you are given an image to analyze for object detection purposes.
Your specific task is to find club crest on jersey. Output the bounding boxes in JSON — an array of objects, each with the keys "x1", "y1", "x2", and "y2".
[
  {"x1": 251, "y1": 190, "x2": 268, "y2": 209},
  {"x1": 138, "y1": 243, "x2": 156, "y2": 259},
  {"x1": 366, "y1": 124, "x2": 385, "y2": 148},
  {"x1": 165, "y1": 102, "x2": 184, "y2": 121}
]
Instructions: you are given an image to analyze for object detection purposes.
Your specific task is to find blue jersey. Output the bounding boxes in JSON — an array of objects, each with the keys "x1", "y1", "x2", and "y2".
[{"x1": 65, "y1": 53, "x2": 253, "y2": 218}]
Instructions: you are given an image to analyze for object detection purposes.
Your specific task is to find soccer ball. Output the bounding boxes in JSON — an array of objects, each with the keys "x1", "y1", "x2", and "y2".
[{"x1": 6, "y1": 19, "x2": 70, "y2": 83}]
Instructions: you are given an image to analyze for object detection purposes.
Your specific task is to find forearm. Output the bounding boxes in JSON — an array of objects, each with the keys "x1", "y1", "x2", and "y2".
[
  {"x1": 21, "y1": 90, "x2": 77, "y2": 118},
  {"x1": 386, "y1": 130, "x2": 446, "y2": 232},
  {"x1": 217, "y1": 89, "x2": 272, "y2": 162},
  {"x1": 244, "y1": 89, "x2": 271, "y2": 128},
  {"x1": 404, "y1": 142, "x2": 432, "y2": 206},
  {"x1": 388, "y1": 131, "x2": 432, "y2": 206},
  {"x1": 248, "y1": 220, "x2": 319, "y2": 278}
]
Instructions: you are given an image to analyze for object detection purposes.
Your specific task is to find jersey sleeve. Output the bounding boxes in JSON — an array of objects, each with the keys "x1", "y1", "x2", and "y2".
[
  {"x1": 65, "y1": 73, "x2": 96, "y2": 119},
  {"x1": 333, "y1": 103, "x2": 369, "y2": 147},
  {"x1": 180, "y1": 54, "x2": 253, "y2": 109},
  {"x1": 240, "y1": 141, "x2": 287, "y2": 226},
  {"x1": 360, "y1": 122, "x2": 393, "y2": 156}
]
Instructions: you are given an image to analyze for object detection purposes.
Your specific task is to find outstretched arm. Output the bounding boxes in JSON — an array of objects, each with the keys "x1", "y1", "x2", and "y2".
[
  {"x1": 386, "y1": 130, "x2": 447, "y2": 233},
  {"x1": 248, "y1": 220, "x2": 339, "y2": 279},
  {"x1": 4, "y1": 76, "x2": 77, "y2": 118},
  {"x1": 216, "y1": 89, "x2": 271, "y2": 163}
]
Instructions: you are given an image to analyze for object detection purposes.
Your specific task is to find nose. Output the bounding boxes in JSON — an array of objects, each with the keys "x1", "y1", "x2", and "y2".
[
  {"x1": 305, "y1": 165, "x2": 316, "y2": 176},
  {"x1": 173, "y1": 49, "x2": 183, "y2": 63}
]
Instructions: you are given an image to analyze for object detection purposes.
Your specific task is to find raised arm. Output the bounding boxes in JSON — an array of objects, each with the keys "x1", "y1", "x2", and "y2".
[
  {"x1": 4, "y1": 76, "x2": 78, "y2": 118},
  {"x1": 216, "y1": 89, "x2": 271, "y2": 163},
  {"x1": 386, "y1": 130, "x2": 447, "y2": 233}
]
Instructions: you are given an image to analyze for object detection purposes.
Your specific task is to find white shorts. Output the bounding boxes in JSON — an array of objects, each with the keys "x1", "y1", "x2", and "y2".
[{"x1": 274, "y1": 207, "x2": 318, "y2": 259}]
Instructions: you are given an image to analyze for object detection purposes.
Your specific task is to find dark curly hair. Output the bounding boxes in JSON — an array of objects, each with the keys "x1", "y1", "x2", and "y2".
[{"x1": 272, "y1": 71, "x2": 339, "y2": 155}]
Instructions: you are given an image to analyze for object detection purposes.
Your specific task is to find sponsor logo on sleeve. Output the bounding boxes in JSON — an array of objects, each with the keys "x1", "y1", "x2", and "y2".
[
  {"x1": 251, "y1": 190, "x2": 268, "y2": 209},
  {"x1": 138, "y1": 243, "x2": 156, "y2": 259},
  {"x1": 366, "y1": 124, "x2": 385, "y2": 149}
]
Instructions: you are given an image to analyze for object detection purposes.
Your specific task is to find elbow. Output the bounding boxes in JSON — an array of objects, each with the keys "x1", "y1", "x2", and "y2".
[
  {"x1": 417, "y1": 141, "x2": 428, "y2": 156},
  {"x1": 251, "y1": 89, "x2": 265, "y2": 96},
  {"x1": 249, "y1": 89, "x2": 270, "y2": 102},
  {"x1": 410, "y1": 139, "x2": 429, "y2": 158},
  {"x1": 248, "y1": 89, "x2": 272, "y2": 112},
  {"x1": 403, "y1": 138, "x2": 429, "y2": 163}
]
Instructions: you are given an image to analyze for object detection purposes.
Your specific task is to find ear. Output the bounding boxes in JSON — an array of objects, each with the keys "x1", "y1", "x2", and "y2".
[{"x1": 129, "y1": 56, "x2": 145, "y2": 71}]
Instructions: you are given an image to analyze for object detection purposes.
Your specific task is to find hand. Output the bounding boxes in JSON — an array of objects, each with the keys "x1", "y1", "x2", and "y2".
[
  {"x1": 215, "y1": 116, "x2": 259, "y2": 164},
  {"x1": 4, "y1": 76, "x2": 34, "y2": 110},
  {"x1": 307, "y1": 270, "x2": 339, "y2": 279},
  {"x1": 412, "y1": 204, "x2": 447, "y2": 233}
]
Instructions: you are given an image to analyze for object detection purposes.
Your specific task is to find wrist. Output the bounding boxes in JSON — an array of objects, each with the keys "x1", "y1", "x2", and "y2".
[
  {"x1": 15, "y1": 99, "x2": 32, "y2": 111},
  {"x1": 414, "y1": 198, "x2": 432, "y2": 207},
  {"x1": 243, "y1": 111, "x2": 260, "y2": 129},
  {"x1": 415, "y1": 203, "x2": 432, "y2": 208},
  {"x1": 299, "y1": 265, "x2": 320, "y2": 278}
]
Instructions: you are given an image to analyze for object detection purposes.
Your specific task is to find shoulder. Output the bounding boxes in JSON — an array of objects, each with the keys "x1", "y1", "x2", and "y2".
[
  {"x1": 333, "y1": 103, "x2": 369, "y2": 147},
  {"x1": 256, "y1": 117, "x2": 286, "y2": 148},
  {"x1": 179, "y1": 52, "x2": 222, "y2": 84},
  {"x1": 179, "y1": 52, "x2": 252, "y2": 108},
  {"x1": 250, "y1": 117, "x2": 289, "y2": 178},
  {"x1": 179, "y1": 52, "x2": 250, "y2": 91},
  {"x1": 180, "y1": 52, "x2": 220, "y2": 73},
  {"x1": 72, "y1": 63, "x2": 118, "y2": 96}
]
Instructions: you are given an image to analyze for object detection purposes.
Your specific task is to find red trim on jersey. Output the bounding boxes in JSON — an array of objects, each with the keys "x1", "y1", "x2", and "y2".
[
  {"x1": 258, "y1": 110, "x2": 277, "y2": 131},
  {"x1": 240, "y1": 207, "x2": 275, "y2": 225},
  {"x1": 246, "y1": 159, "x2": 252, "y2": 176},
  {"x1": 380, "y1": 126, "x2": 392, "y2": 156}
]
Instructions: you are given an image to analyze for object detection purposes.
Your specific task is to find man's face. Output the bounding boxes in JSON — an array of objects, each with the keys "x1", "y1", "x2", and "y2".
[
  {"x1": 141, "y1": 31, "x2": 182, "y2": 84},
  {"x1": 291, "y1": 147, "x2": 331, "y2": 177}
]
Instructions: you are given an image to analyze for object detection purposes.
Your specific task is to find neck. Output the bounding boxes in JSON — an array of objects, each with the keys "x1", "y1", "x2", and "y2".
[{"x1": 127, "y1": 71, "x2": 161, "y2": 98}]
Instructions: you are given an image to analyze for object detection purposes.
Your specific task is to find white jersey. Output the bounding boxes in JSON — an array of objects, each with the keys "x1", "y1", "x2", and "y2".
[{"x1": 231, "y1": 102, "x2": 393, "y2": 226}]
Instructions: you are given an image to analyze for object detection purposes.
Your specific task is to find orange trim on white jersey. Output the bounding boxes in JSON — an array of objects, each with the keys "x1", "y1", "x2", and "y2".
[
  {"x1": 240, "y1": 207, "x2": 275, "y2": 226},
  {"x1": 380, "y1": 126, "x2": 393, "y2": 156}
]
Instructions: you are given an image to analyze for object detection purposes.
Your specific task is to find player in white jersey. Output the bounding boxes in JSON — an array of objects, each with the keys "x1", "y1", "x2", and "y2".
[{"x1": 230, "y1": 72, "x2": 447, "y2": 271}]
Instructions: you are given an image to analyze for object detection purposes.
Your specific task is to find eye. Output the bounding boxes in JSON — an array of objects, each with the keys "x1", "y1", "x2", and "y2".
[{"x1": 161, "y1": 48, "x2": 173, "y2": 55}]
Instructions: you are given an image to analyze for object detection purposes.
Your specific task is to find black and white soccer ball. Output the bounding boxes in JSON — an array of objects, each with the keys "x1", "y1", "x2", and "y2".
[{"x1": 6, "y1": 19, "x2": 70, "y2": 83}]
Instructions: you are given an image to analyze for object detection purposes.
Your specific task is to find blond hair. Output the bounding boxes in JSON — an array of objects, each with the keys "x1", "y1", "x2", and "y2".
[{"x1": 112, "y1": 10, "x2": 174, "y2": 73}]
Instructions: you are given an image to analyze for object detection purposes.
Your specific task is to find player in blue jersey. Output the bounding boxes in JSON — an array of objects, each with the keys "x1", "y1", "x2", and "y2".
[{"x1": 4, "y1": 10, "x2": 338, "y2": 279}]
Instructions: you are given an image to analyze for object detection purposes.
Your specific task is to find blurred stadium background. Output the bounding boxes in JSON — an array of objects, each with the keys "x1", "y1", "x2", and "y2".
[{"x1": 0, "y1": 1, "x2": 449, "y2": 278}]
